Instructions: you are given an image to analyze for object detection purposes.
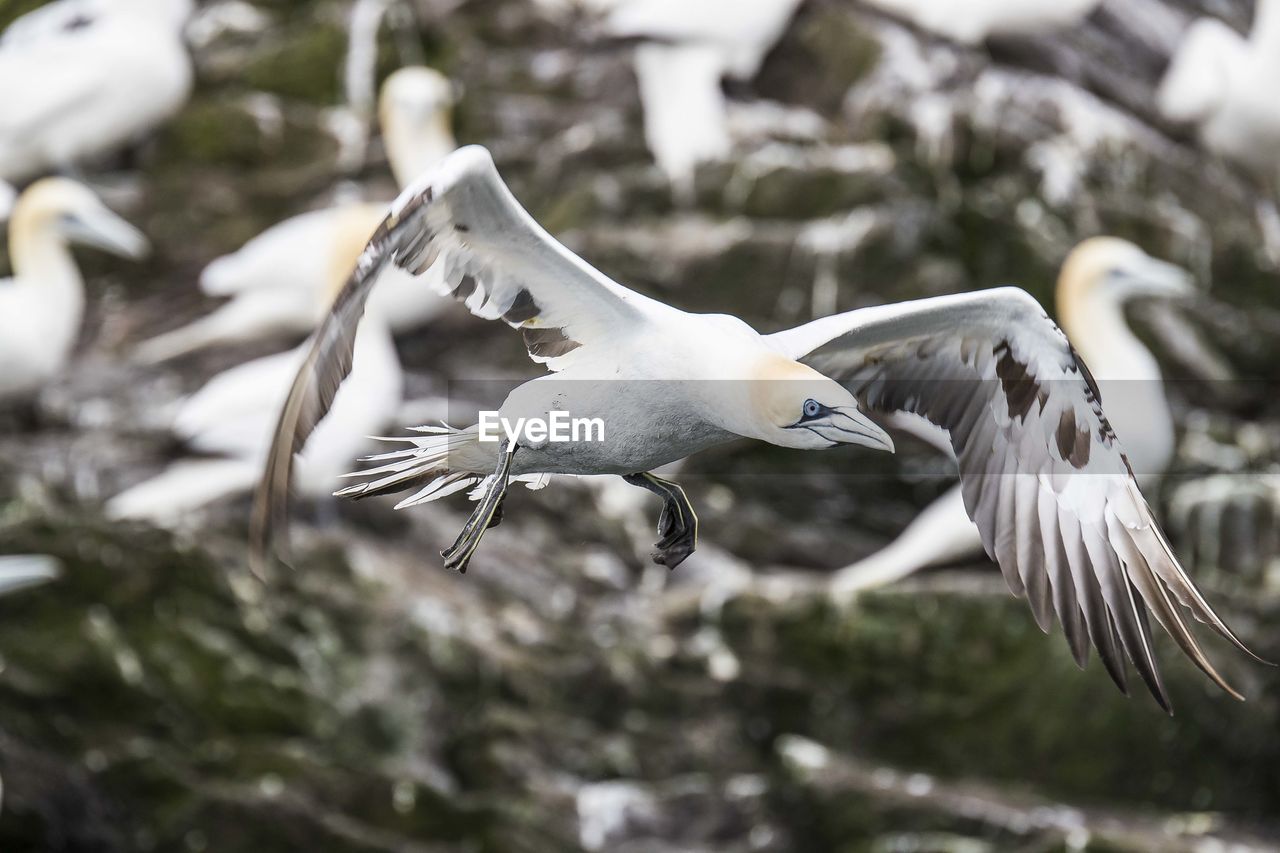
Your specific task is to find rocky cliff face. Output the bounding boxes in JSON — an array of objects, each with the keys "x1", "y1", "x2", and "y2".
[{"x1": 1, "y1": 0, "x2": 1278, "y2": 850}]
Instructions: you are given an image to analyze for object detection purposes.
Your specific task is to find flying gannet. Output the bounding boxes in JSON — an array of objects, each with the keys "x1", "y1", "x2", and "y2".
[
  {"x1": 861, "y1": 0, "x2": 1101, "y2": 44},
  {"x1": 1157, "y1": 0, "x2": 1280, "y2": 182},
  {"x1": 0, "y1": 555, "x2": 61, "y2": 596},
  {"x1": 253, "y1": 146, "x2": 1260, "y2": 711},
  {"x1": 0, "y1": 0, "x2": 193, "y2": 183},
  {"x1": 0, "y1": 178, "x2": 149, "y2": 403},
  {"x1": 134, "y1": 66, "x2": 457, "y2": 364},
  {"x1": 828, "y1": 237, "x2": 1193, "y2": 597}
]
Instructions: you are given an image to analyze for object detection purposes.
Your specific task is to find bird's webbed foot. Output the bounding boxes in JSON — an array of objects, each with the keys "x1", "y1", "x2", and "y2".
[
  {"x1": 623, "y1": 472, "x2": 698, "y2": 569},
  {"x1": 441, "y1": 440, "x2": 517, "y2": 573}
]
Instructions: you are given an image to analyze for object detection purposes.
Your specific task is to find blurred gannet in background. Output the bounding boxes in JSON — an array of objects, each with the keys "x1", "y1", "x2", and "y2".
[
  {"x1": 134, "y1": 67, "x2": 457, "y2": 364},
  {"x1": 0, "y1": 555, "x2": 61, "y2": 596},
  {"x1": 0, "y1": 179, "x2": 149, "y2": 403},
  {"x1": 861, "y1": 0, "x2": 1100, "y2": 44},
  {"x1": 255, "y1": 147, "x2": 1259, "y2": 711},
  {"x1": 107, "y1": 301, "x2": 402, "y2": 526},
  {"x1": 595, "y1": 0, "x2": 806, "y2": 195},
  {"x1": 1157, "y1": 0, "x2": 1280, "y2": 182},
  {"x1": 830, "y1": 238, "x2": 1192, "y2": 596},
  {"x1": 0, "y1": 0, "x2": 194, "y2": 183}
]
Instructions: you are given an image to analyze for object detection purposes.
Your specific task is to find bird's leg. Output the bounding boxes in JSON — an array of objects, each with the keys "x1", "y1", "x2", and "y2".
[
  {"x1": 487, "y1": 493, "x2": 507, "y2": 529},
  {"x1": 622, "y1": 472, "x2": 698, "y2": 569},
  {"x1": 441, "y1": 440, "x2": 517, "y2": 574}
]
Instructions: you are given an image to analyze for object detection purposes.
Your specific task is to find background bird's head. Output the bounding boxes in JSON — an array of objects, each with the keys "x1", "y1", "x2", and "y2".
[
  {"x1": 740, "y1": 356, "x2": 895, "y2": 453},
  {"x1": 1058, "y1": 236, "x2": 1194, "y2": 317},
  {"x1": 10, "y1": 178, "x2": 149, "y2": 263},
  {"x1": 379, "y1": 66, "x2": 458, "y2": 187}
]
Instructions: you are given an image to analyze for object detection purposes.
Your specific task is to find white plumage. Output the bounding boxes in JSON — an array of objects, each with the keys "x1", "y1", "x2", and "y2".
[
  {"x1": 1157, "y1": 0, "x2": 1280, "y2": 181},
  {"x1": 0, "y1": 179, "x2": 149, "y2": 402},
  {"x1": 592, "y1": 0, "x2": 805, "y2": 192},
  {"x1": 134, "y1": 66, "x2": 456, "y2": 364},
  {"x1": 0, "y1": 0, "x2": 193, "y2": 182},
  {"x1": 253, "y1": 147, "x2": 1258, "y2": 710},
  {"x1": 107, "y1": 315, "x2": 403, "y2": 525}
]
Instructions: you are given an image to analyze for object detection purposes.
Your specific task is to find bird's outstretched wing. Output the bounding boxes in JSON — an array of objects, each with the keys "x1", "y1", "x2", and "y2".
[
  {"x1": 770, "y1": 287, "x2": 1262, "y2": 711},
  {"x1": 250, "y1": 145, "x2": 657, "y2": 571}
]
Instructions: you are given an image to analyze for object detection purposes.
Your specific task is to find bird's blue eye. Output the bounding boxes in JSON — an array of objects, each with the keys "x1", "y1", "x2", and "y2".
[{"x1": 803, "y1": 399, "x2": 821, "y2": 419}]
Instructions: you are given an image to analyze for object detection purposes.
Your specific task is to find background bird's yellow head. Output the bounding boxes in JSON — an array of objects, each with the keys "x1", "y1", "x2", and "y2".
[{"x1": 9, "y1": 178, "x2": 149, "y2": 269}]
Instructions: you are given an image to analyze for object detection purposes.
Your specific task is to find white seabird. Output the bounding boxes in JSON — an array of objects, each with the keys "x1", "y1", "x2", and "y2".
[
  {"x1": 861, "y1": 0, "x2": 1101, "y2": 45},
  {"x1": 0, "y1": 555, "x2": 61, "y2": 596},
  {"x1": 134, "y1": 66, "x2": 457, "y2": 364},
  {"x1": 828, "y1": 237, "x2": 1193, "y2": 597},
  {"x1": 0, "y1": 0, "x2": 194, "y2": 183},
  {"x1": 1157, "y1": 0, "x2": 1280, "y2": 182},
  {"x1": 597, "y1": 0, "x2": 806, "y2": 194},
  {"x1": 0, "y1": 178, "x2": 149, "y2": 403},
  {"x1": 254, "y1": 146, "x2": 1260, "y2": 711},
  {"x1": 107, "y1": 294, "x2": 403, "y2": 526}
]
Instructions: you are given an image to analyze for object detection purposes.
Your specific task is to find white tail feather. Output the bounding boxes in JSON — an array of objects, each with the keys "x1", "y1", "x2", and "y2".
[{"x1": 335, "y1": 424, "x2": 487, "y2": 502}]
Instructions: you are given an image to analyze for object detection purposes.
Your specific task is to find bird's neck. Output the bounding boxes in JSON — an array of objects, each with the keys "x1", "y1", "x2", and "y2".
[
  {"x1": 1061, "y1": 289, "x2": 1173, "y2": 480},
  {"x1": 1059, "y1": 289, "x2": 1161, "y2": 382},
  {"x1": 387, "y1": 116, "x2": 456, "y2": 190},
  {"x1": 7, "y1": 210, "x2": 88, "y2": 369},
  {"x1": 8, "y1": 212, "x2": 86, "y2": 328}
]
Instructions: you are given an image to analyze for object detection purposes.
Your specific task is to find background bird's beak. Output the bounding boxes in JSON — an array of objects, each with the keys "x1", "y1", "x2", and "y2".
[
  {"x1": 1124, "y1": 254, "x2": 1197, "y2": 300},
  {"x1": 62, "y1": 206, "x2": 151, "y2": 260},
  {"x1": 809, "y1": 407, "x2": 895, "y2": 452}
]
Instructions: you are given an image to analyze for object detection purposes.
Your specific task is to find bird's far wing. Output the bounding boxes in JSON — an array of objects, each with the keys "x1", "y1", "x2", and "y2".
[
  {"x1": 769, "y1": 287, "x2": 1262, "y2": 711},
  {"x1": 250, "y1": 145, "x2": 656, "y2": 572}
]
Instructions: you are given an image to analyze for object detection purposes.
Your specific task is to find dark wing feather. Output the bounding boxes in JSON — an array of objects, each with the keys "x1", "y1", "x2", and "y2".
[
  {"x1": 770, "y1": 287, "x2": 1263, "y2": 711},
  {"x1": 249, "y1": 146, "x2": 654, "y2": 574}
]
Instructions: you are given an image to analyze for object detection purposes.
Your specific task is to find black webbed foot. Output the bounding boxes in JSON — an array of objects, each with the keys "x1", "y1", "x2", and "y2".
[{"x1": 622, "y1": 472, "x2": 698, "y2": 570}]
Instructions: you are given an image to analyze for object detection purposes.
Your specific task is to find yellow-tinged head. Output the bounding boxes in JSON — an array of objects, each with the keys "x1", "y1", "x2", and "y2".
[
  {"x1": 9, "y1": 178, "x2": 149, "y2": 270},
  {"x1": 743, "y1": 355, "x2": 895, "y2": 452},
  {"x1": 379, "y1": 67, "x2": 457, "y2": 187},
  {"x1": 1057, "y1": 237, "x2": 1194, "y2": 337}
]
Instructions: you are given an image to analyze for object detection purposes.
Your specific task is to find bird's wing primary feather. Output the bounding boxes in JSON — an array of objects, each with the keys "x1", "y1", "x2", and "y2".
[
  {"x1": 250, "y1": 145, "x2": 657, "y2": 571},
  {"x1": 770, "y1": 286, "x2": 1262, "y2": 711}
]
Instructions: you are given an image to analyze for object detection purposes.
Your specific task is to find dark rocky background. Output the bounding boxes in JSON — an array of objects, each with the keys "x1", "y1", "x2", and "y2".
[{"x1": 1, "y1": 0, "x2": 1279, "y2": 849}]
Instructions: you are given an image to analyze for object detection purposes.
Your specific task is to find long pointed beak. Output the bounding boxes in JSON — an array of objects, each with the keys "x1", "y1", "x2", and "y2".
[
  {"x1": 1132, "y1": 255, "x2": 1196, "y2": 299},
  {"x1": 811, "y1": 407, "x2": 895, "y2": 453},
  {"x1": 64, "y1": 207, "x2": 150, "y2": 260}
]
